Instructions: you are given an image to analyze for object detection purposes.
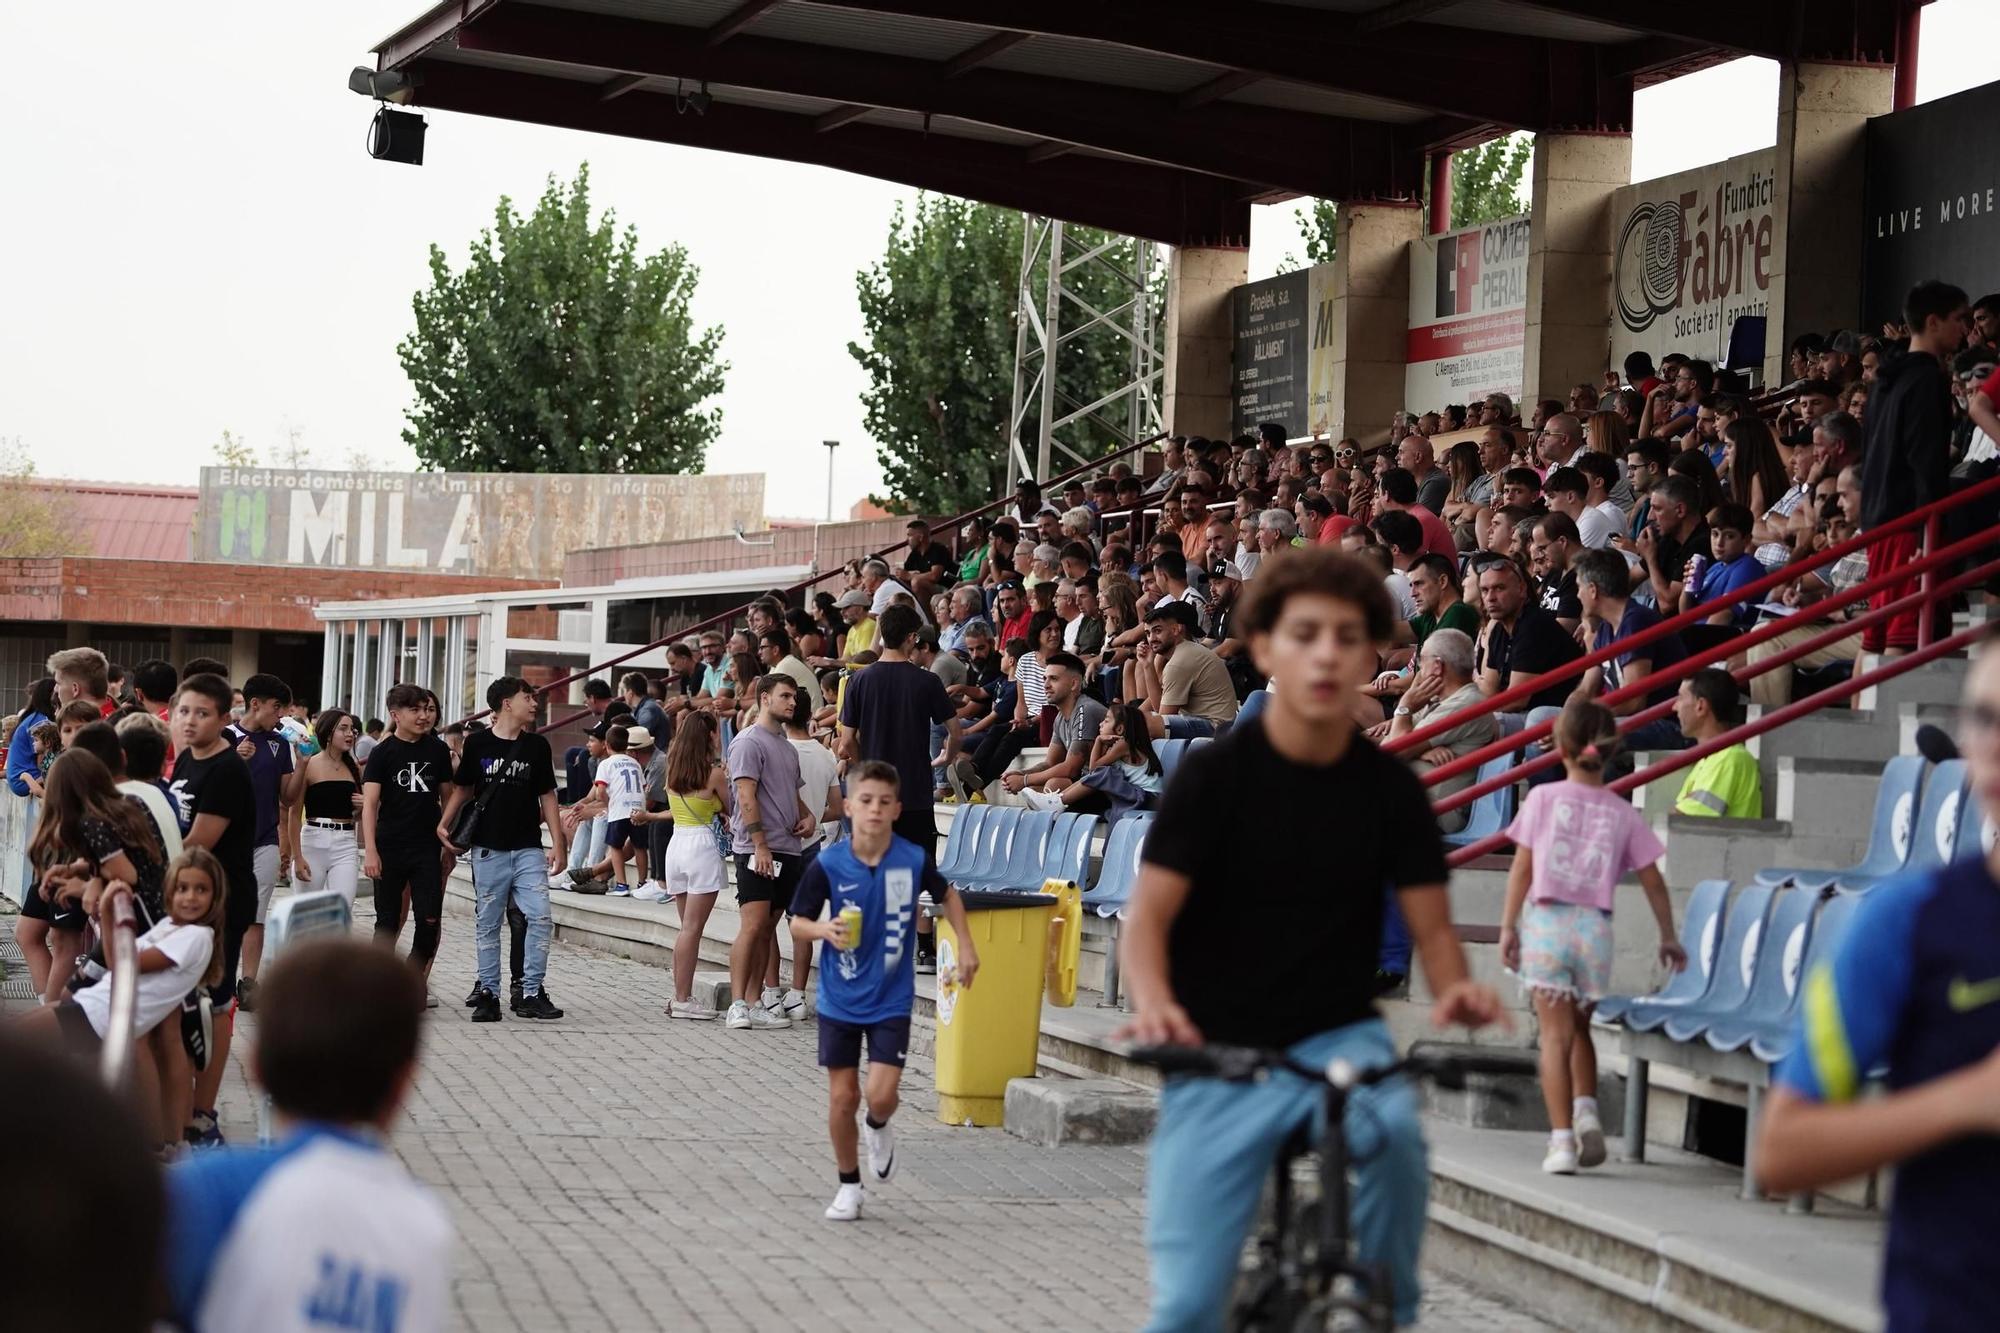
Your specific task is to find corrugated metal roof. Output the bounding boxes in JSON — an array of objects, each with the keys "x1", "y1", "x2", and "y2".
[
  {"x1": 1224, "y1": 79, "x2": 1429, "y2": 125},
  {"x1": 23, "y1": 480, "x2": 198, "y2": 562},
  {"x1": 1427, "y1": 0, "x2": 1644, "y2": 44},
  {"x1": 981, "y1": 35, "x2": 1226, "y2": 93},
  {"x1": 751, "y1": 5, "x2": 993, "y2": 60}
]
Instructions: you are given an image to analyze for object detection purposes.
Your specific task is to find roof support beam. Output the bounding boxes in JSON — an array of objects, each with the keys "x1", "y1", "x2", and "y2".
[
  {"x1": 705, "y1": 0, "x2": 784, "y2": 46},
  {"x1": 451, "y1": 5, "x2": 1429, "y2": 199},
  {"x1": 1438, "y1": 0, "x2": 1902, "y2": 64},
  {"x1": 595, "y1": 73, "x2": 648, "y2": 101},
  {"x1": 812, "y1": 102, "x2": 873, "y2": 131},
  {"x1": 406, "y1": 59, "x2": 1252, "y2": 246},
  {"x1": 1175, "y1": 69, "x2": 1262, "y2": 110},
  {"x1": 939, "y1": 30, "x2": 1028, "y2": 77}
]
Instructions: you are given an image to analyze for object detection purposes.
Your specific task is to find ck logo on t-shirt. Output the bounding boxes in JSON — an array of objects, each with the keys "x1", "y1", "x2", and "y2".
[{"x1": 395, "y1": 763, "x2": 432, "y2": 794}]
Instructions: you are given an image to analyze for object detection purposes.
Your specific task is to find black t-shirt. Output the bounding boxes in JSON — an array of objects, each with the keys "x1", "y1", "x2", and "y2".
[
  {"x1": 82, "y1": 808, "x2": 166, "y2": 923},
  {"x1": 362, "y1": 733, "x2": 455, "y2": 855},
  {"x1": 903, "y1": 541, "x2": 954, "y2": 581},
  {"x1": 839, "y1": 660, "x2": 953, "y2": 812},
  {"x1": 1538, "y1": 567, "x2": 1581, "y2": 622},
  {"x1": 169, "y1": 746, "x2": 258, "y2": 929},
  {"x1": 451, "y1": 728, "x2": 557, "y2": 851},
  {"x1": 1142, "y1": 719, "x2": 1447, "y2": 1047},
  {"x1": 1653, "y1": 523, "x2": 1713, "y2": 593},
  {"x1": 1476, "y1": 607, "x2": 1584, "y2": 711}
]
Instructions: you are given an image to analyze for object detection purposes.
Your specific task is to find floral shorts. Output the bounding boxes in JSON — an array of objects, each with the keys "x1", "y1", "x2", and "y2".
[{"x1": 1516, "y1": 901, "x2": 1614, "y2": 1004}]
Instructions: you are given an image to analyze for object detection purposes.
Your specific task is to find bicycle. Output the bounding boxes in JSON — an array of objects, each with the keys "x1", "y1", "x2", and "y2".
[{"x1": 1129, "y1": 1042, "x2": 1522, "y2": 1332}]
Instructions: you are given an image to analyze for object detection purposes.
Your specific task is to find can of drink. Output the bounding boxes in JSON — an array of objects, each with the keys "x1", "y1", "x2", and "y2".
[
  {"x1": 838, "y1": 904, "x2": 863, "y2": 951},
  {"x1": 1686, "y1": 553, "x2": 1708, "y2": 592}
]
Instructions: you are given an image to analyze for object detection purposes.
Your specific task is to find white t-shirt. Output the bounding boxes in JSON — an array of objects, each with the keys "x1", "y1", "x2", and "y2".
[
  {"x1": 1383, "y1": 570, "x2": 1418, "y2": 621},
  {"x1": 596, "y1": 752, "x2": 647, "y2": 821},
  {"x1": 1577, "y1": 501, "x2": 1624, "y2": 550},
  {"x1": 790, "y1": 737, "x2": 841, "y2": 847},
  {"x1": 869, "y1": 577, "x2": 926, "y2": 621},
  {"x1": 74, "y1": 918, "x2": 211, "y2": 1037}
]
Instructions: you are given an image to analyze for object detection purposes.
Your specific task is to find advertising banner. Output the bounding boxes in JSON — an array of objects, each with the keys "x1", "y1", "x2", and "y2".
[
  {"x1": 1863, "y1": 79, "x2": 2000, "y2": 330},
  {"x1": 1610, "y1": 148, "x2": 1778, "y2": 370},
  {"x1": 1231, "y1": 263, "x2": 1340, "y2": 441},
  {"x1": 196, "y1": 467, "x2": 766, "y2": 581},
  {"x1": 1404, "y1": 216, "x2": 1528, "y2": 411}
]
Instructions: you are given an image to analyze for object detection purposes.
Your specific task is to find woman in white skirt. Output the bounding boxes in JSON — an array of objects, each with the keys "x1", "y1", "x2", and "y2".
[
  {"x1": 291, "y1": 710, "x2": 362, "y2": 906},
  {"x1": 638, "y1": 712, "x2": 729, "y2": 1019}
]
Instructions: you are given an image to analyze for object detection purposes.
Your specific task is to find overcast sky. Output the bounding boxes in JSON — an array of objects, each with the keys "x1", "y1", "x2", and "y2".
[{"x1": 2, "y1": 2, "x2": 1993, "y2": 521}]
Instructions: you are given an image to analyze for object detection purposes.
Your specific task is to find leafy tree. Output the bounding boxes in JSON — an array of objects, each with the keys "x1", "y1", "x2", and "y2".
[
  {"x1": 1284, "y1": 133, "x2": 1534, "y2": 271},
  {"x1": 0, "y1": 440, "x2": 85, "y2": 558},
  {"x1": 398, "y1": 164, "x2": 726, "y2": 474},
  {"x1": 211, "y1": 429, "x2": 254, "y2": 467},
  {"x1": 852, "y1": 198, "x2": 1157, "y2": 514}
]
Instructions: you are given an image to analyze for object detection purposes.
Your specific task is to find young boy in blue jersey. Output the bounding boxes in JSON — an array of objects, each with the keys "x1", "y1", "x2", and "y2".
[
  {"x1": 164, "y1": 936, "x2": 452, "y2": 1333},
  {"x1": 791, "y1": 760, "x2": 981, "y2": 1221},
  {"x1": 1756, "y1": 626, "x2": 2000, "y2": 1333}
]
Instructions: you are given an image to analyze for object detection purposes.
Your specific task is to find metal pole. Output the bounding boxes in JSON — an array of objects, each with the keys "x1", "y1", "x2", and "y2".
[
  {"x1": 1893, "y1": 0, "x2": 1922, "y2": 111},
  {"x1": 1917, "y1": 514, "x2": 1939, "y2": 650},
  {"x1": 1005, "y1": 217, "x2": 1040, "y2": 495},
  {"x1": 823, "y1": 439, "x2": 839, "y2": 523},
  {"x1": 1037, "y1": 219, "x2": 1066, "y2": 485},
  {"x1": 1429, "y1": 151, "x2": 1453, "y2": 236},
  {"x1": 98, "y1": 886, "x2": 139, "y2": 1090}
]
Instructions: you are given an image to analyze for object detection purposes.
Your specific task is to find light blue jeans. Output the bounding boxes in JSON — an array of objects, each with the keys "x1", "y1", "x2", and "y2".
[
  {"x1": 1143, "y1": 1018, "x2": 1427, "y2": 1331},
  {"x1": 472, "y1": 847, "x2": 552, "y2": 996},
  {"x1": 565, "y1": 814, "x2": 606, "y2": 874}
]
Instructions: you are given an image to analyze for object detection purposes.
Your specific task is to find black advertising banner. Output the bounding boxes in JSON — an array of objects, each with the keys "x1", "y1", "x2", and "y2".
[
  {"x1": 1863, "y1": 79, "x2": 2000, "y2": 328},
  {"x1": 1232, "y1": 269, "x2": 1310, "y2": 439}
]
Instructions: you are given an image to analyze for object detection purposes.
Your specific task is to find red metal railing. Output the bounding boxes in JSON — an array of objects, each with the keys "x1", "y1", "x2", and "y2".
[
  {"x1": 1394, "y1": 467, "x2": 2000, "y2": 867},
  {"x1": 469, "y1": 433, "x2": 1167, "y2": 730}
]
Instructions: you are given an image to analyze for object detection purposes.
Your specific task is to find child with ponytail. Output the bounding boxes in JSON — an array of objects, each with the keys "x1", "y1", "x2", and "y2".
[{"x1": 1499, "y1": 699, "x2": 1685, "y2": 1176}]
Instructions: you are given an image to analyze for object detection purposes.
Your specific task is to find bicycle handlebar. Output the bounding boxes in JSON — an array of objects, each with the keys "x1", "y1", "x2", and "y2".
[{"x1": 1126, "y1": 1043, "x2": 1526, "y2": 1091}]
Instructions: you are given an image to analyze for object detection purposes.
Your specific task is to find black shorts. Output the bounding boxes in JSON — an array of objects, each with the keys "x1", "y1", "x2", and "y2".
[
  {"x1": 817, "y1": 1014, "x2": 912, "y2": 1069},
  {"x1": 603, "y1": 818, "x2": 634, "y2": 853},
  {"x1": 20, "y1": 883, "x2": 86, "y2": 933},
  {"x1": 212, "y1": 918, "x2": 246, "y2": 1007},
  {"x1": 733, "y1": 850, "x2": 801, "y2": 909},
  {"x1": 54, "y1": 999, "x2": 102, "y2": 1056}
]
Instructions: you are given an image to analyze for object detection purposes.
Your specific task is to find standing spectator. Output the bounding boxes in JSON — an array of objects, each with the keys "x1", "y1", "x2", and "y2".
[
  {"x1": 653, "y1": 712, "x2": 729, "y2": 1018},
  {"x1": 6, "y1": 675, "x2": 56, "y2": 796},
  {"x1": 1861, "y1": 279, "x2": 1970, "y2": 658},
  {"x1": 695, "y1": 632, "x2": 729, "y2": 698},
  {"x1": 363, "y1": 682, "x2": 454, "y2": 995},
  {"x1": 130, "y1": 658, "x2": 179, "y2": 765},
  {"x1": 224, "y1": 673, "x2": 298, "y2": 1014},
  {"x1": 726, "y1": 675, "x2": 813, "y2": 1029},
  {"x1": 1134, "y1": 601, "x2": 1239, "y2": 741},
  {"x1": 620, "y1": 670, "x2": 670, "y2": 740},
  {"x1": 1671, "y1": 668, "x2": 1762, "y2": 818},
  {"x1": 115, "y1": 713, "x2": 183, "y2": 863},
  {"x1": 169, "y1": 671, "x2": 258, "y2": 1148},
  {"x1": 47, "y1": 646, "x2": 114, "y2": 719},
  {"x1": 353, "y1": 718, "x2": 384, "y2": 764},
  {"x1": 291, "y1": 710, "x2": 363, "y2": 907},
  {"x1": 838, "y1": 604, "x2": 959, "y2": 871},
  {"x1": 440, "y1": 676, "x2": 566, "y2": 1023},
  {"x1": 1473, "y1": 559, "x2": 1584, "y2": 717},
  {"x1": 776, "y1": 708, "x2": 842, "y2": 1019}
]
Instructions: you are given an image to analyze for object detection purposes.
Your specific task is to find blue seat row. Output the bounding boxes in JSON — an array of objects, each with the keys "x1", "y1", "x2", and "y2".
[
  {"x1": 932, "y1": 805, "x2": 1100, "y2": 894},
  {"x1": 1080, "y1": 812, "x2": 1154, "y2": 918},
  {"x1": 1154, "y1": 736, "x2": 1211, "y2": 781},
  {"x1": 1758, "y1": 756, "x2": 1987, "y2": 894},
  {"x1": 1442, "y1": 750, "x2": 1522, "y2": 849}
]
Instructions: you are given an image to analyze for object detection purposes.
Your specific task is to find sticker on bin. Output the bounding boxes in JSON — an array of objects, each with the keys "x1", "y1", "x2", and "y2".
[{"x1": 936, "y1": 935, "x2": 960, "y2": 1026}]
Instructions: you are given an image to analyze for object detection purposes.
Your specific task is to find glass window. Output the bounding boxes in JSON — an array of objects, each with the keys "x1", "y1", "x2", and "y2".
[
  {"x1": 427, "y1": 619, "x2": 448, "y2": 693},
  {"x1": 506, "y1": 601, "x2": 589, "y2": 643}
]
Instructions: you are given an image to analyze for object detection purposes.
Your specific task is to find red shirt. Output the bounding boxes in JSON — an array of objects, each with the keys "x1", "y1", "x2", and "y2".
[
  {"x1": 1316, "y1": 515, "x2": 1357, "y2": 546},
  {"x1": 1000, "y1": 609, "x2": 1033, "y2": 647},
  {"x1": 1411, "y1": 504, "x2": 1459, "y2": 561}
]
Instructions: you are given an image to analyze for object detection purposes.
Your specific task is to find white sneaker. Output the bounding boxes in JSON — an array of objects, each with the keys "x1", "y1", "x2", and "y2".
[
  {"x1": 632, "y1": 880, "x2": 669, "y2": 902},
  {"x1": 1575, "y1": 1112, "x2": 1607, "y2": 1169},
  {"x1": 725, "y1": 1000, "x2": 753, "y2": 1029},
  {"x1": 761, "y1": 986, "x2": 785, "y2": 1013},
  {"x1": 781, "y1": 987, "x2": 808, "y2": 1019},
  {"x1": 1020, "y1": 787, "x2": 1064, "y2": 812},
  {"x1": 668, "y1": 999, "x2": 717, "y2": 1021},
  {"x1": 824, "y1": 1182, "x2": 864, "y2": 1221},
  {"x1": 747, "y1": 1004, "x2": 793, "y2": 1030},
  {"x1": 863, "y1": 1118, "x2": 896, "y2": 1181},
  {"x1": 1542, "y1": 1140, "x2": 1579, "y2": 1175}
]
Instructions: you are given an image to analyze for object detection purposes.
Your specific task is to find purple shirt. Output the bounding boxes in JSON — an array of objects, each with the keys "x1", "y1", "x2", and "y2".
[
  {"x1": 727, "y1": 723, "x2": 804, "y2": 855},
  {"x1": 1506, "y1": 780, "x2": 1664, "y2": 912}
]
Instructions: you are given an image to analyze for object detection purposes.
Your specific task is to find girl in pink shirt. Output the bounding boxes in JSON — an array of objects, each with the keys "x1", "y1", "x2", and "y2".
[{"x1": 1500, "y1": 700, "x2": 1684, "y2": 1176}]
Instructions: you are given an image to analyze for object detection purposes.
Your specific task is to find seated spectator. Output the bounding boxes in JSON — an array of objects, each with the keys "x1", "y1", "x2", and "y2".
[
  {"x1": 1256, "y1": 508, "x2": 1303, "y2": 561},
  {"x1": 1566, "y1": 549, "x2": 1688, "y2": 749},
  {"x1": 1132, "y1": 601, "x2": 1239, "y2": 741},
  {"x1": 1149, "y1": 551, "x2": 1209, "y2": 626},
  {"x1": 163, "y1": 938, "x2": 451, "y2": 1333},
  {"x1": 1500, "y1": 466, "x2": 1544, "y2": 511},
  {"x1": 1368, "y1": 511, "x2": 1424, "y2": 621},
  {"x1": 1668, "y1": 446, "x2": 1726, "y2": 517},
  {"x1": 1024, "y1": 543, "x2": 1063, "y2": 590},
  {"x1": 1464, "y1": 426, "x2": 1512, "y2": 515},
  {"x1": 1671, "y1": 668, "x2": 1761, "y2": 818},
  {"x1": 1631, "y1": 474, "x2": 1712, "y2": 610},
  {"x1": 1623, "y1": 437, "x2": 1670, "y2": 539},
  {"x1": 1724, "y1": 417, "x2": 1789, "y2": 522},
  {"x1": 1474, "y1": 558, "x2": 1584, "y2": 720},
  {"x1": 901, "y1": 518, "x2": 954, "y2": 604},
  {"x1": 1438, "y1": 440, "x2": 1485, "y2": 545},
  {"x1": 938, "y1": 584, "x2": 990, "y2": 654},
  {"x1": 1058, "y1": 540, "x2": 1098, "y2": 584},
  {"x1": 1397, "y1": 432, "x2": 1450, "y2": 515},
  {"x1": 999, "y1": 652, "x2": 1105, "y2": 800},
  {"x1": 1377, "y1": 468, "x2": 1457, "y2": 561},
  {"x1": 1745, "y1": 465, "x2": 1867, "y2": 708},
  {"x1": 1679, "y1": 503, "x2": 1762, "y2": 648},
  {"x1": 1407, "y1": 551, "x2": 1480, "y2": 648},
  {"x1": 1374, "y1": 629, "x2": 1496, "y2": 832},
  {"x1": 1566, "y1": 454, "x2": 1627, "y2": 549},
  {"x1": 1752, "y1": 433, "x2": 1819, "y2": 570},
  {"x1": 1528, "y1": 511, "x2": 1582, "y2": 634}
]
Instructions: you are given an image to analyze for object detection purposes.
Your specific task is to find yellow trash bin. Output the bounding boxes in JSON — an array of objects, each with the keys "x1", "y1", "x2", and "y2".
[{"x1": 933, "y1": 889, "x2": 1058, "y2": 1126}]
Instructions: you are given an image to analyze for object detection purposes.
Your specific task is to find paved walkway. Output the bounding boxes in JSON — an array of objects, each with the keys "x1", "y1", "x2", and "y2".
[{"x1": 186, "y1": 895, "x2": 1552, "y2": 1331}]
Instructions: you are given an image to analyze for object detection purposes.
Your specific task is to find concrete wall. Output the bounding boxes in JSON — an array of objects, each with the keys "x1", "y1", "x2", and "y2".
[{"x1": 1162, "y1": 245, "x2": 1248, "y2": 439}]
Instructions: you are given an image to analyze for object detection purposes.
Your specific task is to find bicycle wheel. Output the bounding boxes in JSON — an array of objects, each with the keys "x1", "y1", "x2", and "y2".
[{"x1": 1228, "y1": 1175, "x2": 1315, "y2": 1332}]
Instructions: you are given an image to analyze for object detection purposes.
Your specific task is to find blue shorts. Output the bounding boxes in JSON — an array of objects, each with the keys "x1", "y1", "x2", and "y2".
[
  {"x1": 603, "y1": 818, "x2": 634, "y2": 852},
  {"x1": 817, "y1": 1014, "x2": 911, "y2": 1069}
]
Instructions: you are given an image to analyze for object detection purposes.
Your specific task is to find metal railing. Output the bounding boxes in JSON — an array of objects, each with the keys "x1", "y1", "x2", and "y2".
[
  {"x1": 1388, "y1": 468, "x2": 2000, "y2": 867},
  {"x1": 97, "y1": 884, "x2": 140, "y2": 1091},
  {"x1": 471, "y1": 433, "x2": 1167, "y2": 732}
]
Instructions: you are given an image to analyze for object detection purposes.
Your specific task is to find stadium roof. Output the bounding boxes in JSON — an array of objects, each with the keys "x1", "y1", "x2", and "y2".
[{"x1": 366, "y1": 0, "x2": 1911, "y2": 246}]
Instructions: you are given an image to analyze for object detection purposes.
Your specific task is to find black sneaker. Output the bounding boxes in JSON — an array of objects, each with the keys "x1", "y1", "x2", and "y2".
[
  {"x1": 509, "y1": 980, "x2": 525, "y2": 1014},
  {"x1": 470, "y1": 989, "x2": 502, "y2": 1023},
  {"x1": 1372, "y1": 969, "x2": 1409, "y2": 999},
  {"x1": 914, "y1": 945, "x2": 938, "y2": 976},
  {"x1": 463, "y1": 982, "x2": 483, "y2": 1007},
  {"x1": 235, "y1": 975, "x2": 258, "y2": 1014},
  {"x1": 516, "y1": 990, "x2": 564, "y2": 1020}
]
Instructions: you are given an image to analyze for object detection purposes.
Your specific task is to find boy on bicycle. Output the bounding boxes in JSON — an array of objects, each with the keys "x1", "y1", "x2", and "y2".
[{"x1": 1118, "y1": 546, "x2": 1505, "y2": 1329}]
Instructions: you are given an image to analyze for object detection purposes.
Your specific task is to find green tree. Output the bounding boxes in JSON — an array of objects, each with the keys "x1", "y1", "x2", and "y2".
[
  {"x1": 398, "y1": 164, "x2": 726, "y2": 474},
  {"x1": 1285, "y1": 133, "x2": 1534, "y2": 271},
  {"x1": 0, "y1": 439, "x2": 85, "y2": 558}
]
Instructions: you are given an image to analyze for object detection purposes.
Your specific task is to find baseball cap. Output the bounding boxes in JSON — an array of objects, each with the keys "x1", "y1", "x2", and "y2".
[
  {"x1": 1035, "y1": 504, "x2": 1063, "y2": 519},
  {"x1": 1144, "y1": 600, "x2": 1202, "y2": 632},
  {"x1": 1209, "y1": 559, "x2": 1244, "y2": 582},
  {"x1": 586, "y1": 718, "x2": 612, "y2": 740},
  {"x1": 1828, "y1": 329, "x2": 1861, "y2": 357},
  {"x1": 835, "y1": 589, "x2": 870, "y2": 609},
  {"x1": 623, "y1": 726, "x2": 654, "y2": 749}
]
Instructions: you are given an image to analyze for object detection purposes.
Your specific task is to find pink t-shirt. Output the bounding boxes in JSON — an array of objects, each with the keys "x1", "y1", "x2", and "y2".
[{"x1": 1505, "y1": 780, "x2": 1664, "y2": 912}]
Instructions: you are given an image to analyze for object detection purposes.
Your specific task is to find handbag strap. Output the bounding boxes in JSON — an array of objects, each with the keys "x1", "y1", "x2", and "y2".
[{"x1": 465, "y1": 734, "x2": 528, "y2": 821}]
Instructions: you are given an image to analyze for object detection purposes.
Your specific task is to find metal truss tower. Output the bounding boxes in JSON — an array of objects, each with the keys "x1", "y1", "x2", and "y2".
[{"x1": 1006, "y1": 218, "x2": 1166, "y2": 490}]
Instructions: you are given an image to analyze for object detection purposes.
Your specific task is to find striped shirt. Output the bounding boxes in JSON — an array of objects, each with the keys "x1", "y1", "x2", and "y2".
[{"x1": 1015, "y1": 652, "x2": 1048, "y2": 716}]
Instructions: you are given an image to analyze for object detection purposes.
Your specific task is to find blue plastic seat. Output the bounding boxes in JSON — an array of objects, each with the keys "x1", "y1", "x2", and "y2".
[
  {"x1": 1594, "y1": 879, "x2": 1731, "y2": 1025},
  {"x1": 1041, "y1": 812, "x2": 1099, "y2": 888},
  {"x1": 952, "y1": 805, "x2": 1021, "y2": 890},
  {"x1": 1441, "y1": 752, "x2": 1522, "y2": 849},
  {"x1": 1756, "y1": 754, "x2": 1926, "y2": 893},
  {"x1": 1624, "y1": 882, "x2": 1774, "y2": 1034},
  {"x1": 1904, "y1": 759, "x2": 1968, "y2": 877},
  {"x1": 991, "y1": 809, "x2": 1059, "y2": 891},
  {"x1": 1954, "y1": 778, "x2": 1995, "y2": 863},
  {"x1": 1703, "y1": 886, "x2": 1818, "y2": 1052},
  {"x1": 1749, "y1": 893, "x2": 1862, "y2": 1064},
  {"x1": 934, "y1": 805, "x2": 988, "y2": 882},
  {"x1": 1081, "y1": 812, "x2": 1155, "y2": 918},
  {"x1": 1237, "y1": 689, "x2": 1270, "y2": 725},
  {"x1": 1156, "y1": 739, "x2": 1189, "y2": 780},
  {"x1": 1662, "y1": 887, "x2": 1801, "y2": 1043}
]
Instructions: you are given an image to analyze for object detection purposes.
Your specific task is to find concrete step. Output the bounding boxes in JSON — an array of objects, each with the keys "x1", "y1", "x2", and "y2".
[{"x1": 1003, "y1": 1076, "x2": 1157, "y2": 1146}]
